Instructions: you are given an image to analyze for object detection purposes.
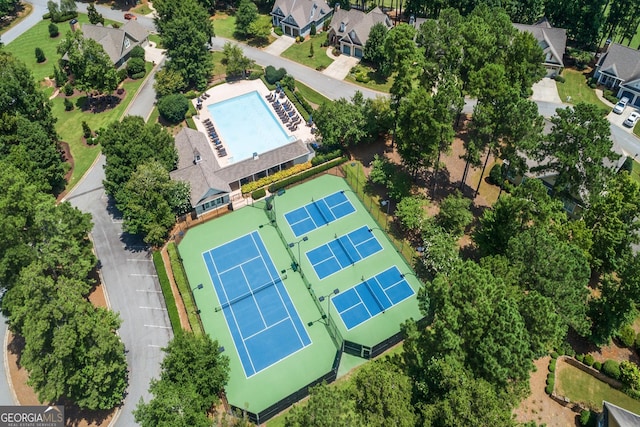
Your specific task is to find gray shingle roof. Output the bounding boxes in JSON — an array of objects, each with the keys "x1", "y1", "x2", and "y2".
[
  {"x1": 513, "y1": 18, "x2": 566, "y2": 68},
  {"x1": 596, "y1": 43, "x2": 640, "y2": 82},
  {"x1": 602, "y1": 401, "x2": 640, "y2": 427},
  {"x1": 272, "y1": 0, "x2": 332, "y2": 29},
  {"x1": 329, "y1": 6, "x2": 391, "y2": 46},
  {"x1": 81, "y1": 20, "x2": 148, "y2": 65}
]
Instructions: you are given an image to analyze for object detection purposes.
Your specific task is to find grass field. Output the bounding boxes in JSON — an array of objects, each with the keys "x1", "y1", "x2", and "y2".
[
  {"x1": 556, "y1": 69, "x2": 610, "y2": 112},
  {"x1": 212, "y1": 12, "x2": 274, "y2": 45},
  {"x1": 4, "y1": 14, "x2": 117, "y2": 83},
  {"x1": 281, "y1": 33, "x2": 334, "y2": 70},
  {"x1": 556, "y1": 361, "x2": 640, "y2": 413},
  {"x1": 631, "y1": 160, "x2": 640, "y2": 184},
  {"x1": 345, "y1": 63, "x2": 394, "y2": 93},
  {"x1": 296, "y1": 80, "x2": 331, "y2": 107},
  {"x1": 51, "y1": 62, "x2": 153, "y2": 189}
]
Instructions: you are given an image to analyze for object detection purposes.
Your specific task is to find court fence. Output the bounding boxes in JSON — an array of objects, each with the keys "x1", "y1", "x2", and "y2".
[{"x1": 232, "y1": 349, "x2": 342, "y2": 424}]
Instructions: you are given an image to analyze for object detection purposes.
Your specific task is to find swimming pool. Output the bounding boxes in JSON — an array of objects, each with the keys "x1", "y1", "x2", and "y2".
[{"x1": 207, "y1": 91, "x2": 295, "y2": 163}]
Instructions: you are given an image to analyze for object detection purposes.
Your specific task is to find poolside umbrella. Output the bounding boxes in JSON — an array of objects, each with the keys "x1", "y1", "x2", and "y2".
[{"x1": 307, "y1": 114, "x2": 313, "y2": 127}]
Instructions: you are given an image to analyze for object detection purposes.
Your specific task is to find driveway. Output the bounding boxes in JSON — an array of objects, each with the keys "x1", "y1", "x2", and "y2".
[
  {"x1": 63, "y1": 156, "x2": 172, "y2": 427},
  {"x1": 608, "y1": 107, "x2": 640, "y2": 134},
  {"x1": 263, "y1": 35, "x2": 295, "y2": 56},
  {"x1": 531, "y1": 77, "x2": 563, "y2": 104},
  {"x1": 322, "y1": 54, "x2": 359, "y2": 80}
]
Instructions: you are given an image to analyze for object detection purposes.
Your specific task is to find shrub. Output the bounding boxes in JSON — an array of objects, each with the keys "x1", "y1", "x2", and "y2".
[
  {"x1": 248, "y1": 69, "x2": 263, "y2": 80},
  {"x1": 551, "y1": 351, "x2": 559, "y2": 359},
  {"x1": 311, "y1": 149, "x2": 343, "y2": 166},
  {"x1": 281, "y1": 74, "x2": 295, "y2": 92},
  {"x1": 265, "y1": 65, "x2": 287, "y2": 84},
  {"x1": 549, "y1": 359, "x2": 556, "y2": 372},
  {"x1": 546, "y1": 374, "x2": 554, "y2": 386},
  {"x1": 242, "y1": 162, "x2": 312, "y2": 194},
  {"x1": 603, "y1": 90, "x2": 619, "y2": 104},
  {"x1": 584, "y1": 354, "x2": 595, "y2": 366},
  {"x1": 618, "y1": 324, "x2": 636, "y2": 348},
  {"x1": 117, "y1": 68, "x2": 128, "y2": 82},
  {"x1": 152, "y1": 251, "x2": 180, "y2": 332},
  {"x1": 129, "y1": 45, "x2": 145, "y2": 60},
  {"x1": 82, "y1": 121, "x2": 92, "y2": 138},
  {"x1": 274, "y1": 26, "x2": 283, "y2": 36},
  {"x1": 48, "y1": 22, "x2": 59, "y2": 37},
  {"x1": 603, "y1": 360, "x2": 621, "y2": 379},
  {"x1": 268, "y1": 157, "x2": 347, "y2": 193},
  {"x1": 131, "y1": 70, "x2": 146, "y2": 79},
  {"x1": 157, "y1": 94, "x2": 189, "y2": 123},
  {"x1": 35, "y1": 47, "x2": 46, "y2": 63},
  {"x1": 576, "y1": 354, "x2": 585, "y2": 363},
  {"x1": 42, "y1": 12, "x2": 51, "y2": 19},
  {"x1": 488, "y1": 163, "x2": 504, "y2": 185},
  {"x1": 588, "y1": 81, "x2": 597, "y2": 89},
  {"x1": 251, "y1": 188, "x2": 266, "y2": 200},
  {"x1": 545, "y1": 383, "x2": 554, "y2": 395},
  {"x1": 64, "y1": 98, "x2": 73, "y2": 111},
  {"x1": 53, "y1": 66, "x2": 66, "y2": 87},
  {"x1": 579, "y1": 410, "x2": 596, "y2": 427},
  {"x1": 636, "y1": 332, "x2": 640, "y2": 349},
  {"x1": 593, "y1": 361, "x2": 602, "y2": 370},
  {"x1": 63, "y1": 83, "x2": 74, "y2": 96},
  {"x1": 184, "y1": 90, "x2": 199, "y2": 99},
  {"x1": 127, "y1": 57, "x2": 146, "y2": 76},
  {"x1": 310, "y1": 23, "x2": 316, "y2": 36},
  {"x1": 554, "y1": 75, "x2": 566, "y2": 83}
]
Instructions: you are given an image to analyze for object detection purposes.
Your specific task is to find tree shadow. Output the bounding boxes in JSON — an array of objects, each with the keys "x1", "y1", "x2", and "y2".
[
  {"x1": 79, "y1": 94, "x2": 123, "y2": 114},
  {"x1": 106, "y1": 196, "x2": 123, "y2": 222},
  {"x1": 7, "y1": 333, "x2": 24, "y2": 368}
]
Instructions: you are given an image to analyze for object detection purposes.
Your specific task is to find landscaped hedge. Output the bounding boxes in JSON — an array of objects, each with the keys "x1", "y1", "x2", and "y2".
[
  {"x1": 167, "y1": 243, "x2": 203, "y2": 336},
  {"x1": 152, "y1": 251, "x2": 181, "y2": 333},
  {"x1": 311, "y1": 149, "x2": 343, "y2": 166},
  {"x1": 241, "y1": 162, "x2": 312, "y2": 194},
  {"x1": 268, "y1": 157, "x2": 347, "y2": 193},
  {"x1": 265, "y1": 65, "x2": 287, "y2": 84},
  {"x1": 251, "y1": 188, "x2": 266, "y2": 200},
  {"x1": 602, "y1": 360, "x2": 621, "y2": 380}
]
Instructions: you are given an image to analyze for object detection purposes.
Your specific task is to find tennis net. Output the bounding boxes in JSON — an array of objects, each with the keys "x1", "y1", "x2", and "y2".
[
  {"x1": 363, "y1": 279, "x2": 386, "y2": 312},
  {"x1": 336, "y1": 236, "x2": 357, "y2": 265},
  {"x1": 217, "y1": 276, "x2": 282, "y2": 311},
  {"x1": 312, "y1": 199, "x2": 333, "y2": 225}
]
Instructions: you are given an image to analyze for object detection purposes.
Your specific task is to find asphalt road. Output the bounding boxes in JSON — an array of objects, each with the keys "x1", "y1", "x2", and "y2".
[{"x1": 64, "y1": 156, "x2": 172, "y2": 426}]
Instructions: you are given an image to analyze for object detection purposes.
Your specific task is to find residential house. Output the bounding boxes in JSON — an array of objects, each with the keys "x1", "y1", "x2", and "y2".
[
  {"x1": 171, "y1": 128, "x2": 313, "y2": 217},
  {"x1": 327, "y1": 6, "x2": 393, "y2": 58},
  {"x1": 597, "y1": 401, "x2": 640, "y2": 427},
  {"x1": 594, "y1": 43, "x2": 640, "y2": 108},
  {"x1": 513, "y1": 18, "x2": 567, "y2": 77},
  {"x1": 81, "y1": 20, "x2": 150, "y2": 68},
  {"x1": 271, "y1": 0, "x2": 333, "y2": 38}
]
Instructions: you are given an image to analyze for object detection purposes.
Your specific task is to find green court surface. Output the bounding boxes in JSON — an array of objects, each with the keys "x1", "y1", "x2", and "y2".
[{"x1": 178, "y1": 174, "x2": 422, "y2": 415}]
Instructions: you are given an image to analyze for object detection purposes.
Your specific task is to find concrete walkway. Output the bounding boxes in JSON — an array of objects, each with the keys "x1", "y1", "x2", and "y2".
[
  {"x1": 322, "y1": 49, "x2": 359, "y2": 80},
  {"x1": 263, "y1": 34, "x2": 296, "y2": 56}
]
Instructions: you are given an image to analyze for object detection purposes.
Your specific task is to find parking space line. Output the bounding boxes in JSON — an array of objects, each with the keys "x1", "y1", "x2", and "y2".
[
  {"x1": 144, "y1": 325, "x2": 171, "y2": 329},
  {"x1": 139, "y1": 306, "x2": 167, "y2": 311}
]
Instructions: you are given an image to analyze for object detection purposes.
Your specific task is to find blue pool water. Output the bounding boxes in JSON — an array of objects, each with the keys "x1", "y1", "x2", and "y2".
[{"x1": 207, "y1": 91, "x2": 294, "y2": 162}]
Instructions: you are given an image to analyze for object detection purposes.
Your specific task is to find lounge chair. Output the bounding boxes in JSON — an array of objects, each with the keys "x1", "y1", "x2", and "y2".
[
  {"x1": 289, "y1": 124, "x2": 297, "y2": 131},
  {"x1": 213, "y1": 139, "x2": 221, "y2": 145}
]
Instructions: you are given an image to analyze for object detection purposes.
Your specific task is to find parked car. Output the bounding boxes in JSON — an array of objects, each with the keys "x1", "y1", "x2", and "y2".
[
  {"x1": 124, "y1": 12, "x2": 136, "y2": 20},
  {"x1": 613, "y1": 97, "x2": 629, "y2": 114},
  {"x1": 623, "y1": 111, "x2": 640, "y2": 128}
]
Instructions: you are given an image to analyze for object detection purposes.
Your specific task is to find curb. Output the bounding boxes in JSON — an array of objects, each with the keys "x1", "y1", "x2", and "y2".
[{"x1": 3, "y1": 326, "x2": 20, "y2": 405}]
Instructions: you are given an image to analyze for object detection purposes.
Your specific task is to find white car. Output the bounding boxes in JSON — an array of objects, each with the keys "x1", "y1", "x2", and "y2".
[
  {"x1": 613, "y1": 97, "x2": 629, "y2": 114},
  {"x1": 623, "y1": 111, "x2": 640, "y2": 128}
]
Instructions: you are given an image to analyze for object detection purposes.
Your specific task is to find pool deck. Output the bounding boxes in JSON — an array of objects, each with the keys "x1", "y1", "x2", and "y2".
[{"x1": 192, "y1": 80, "x2": 314, "y2": 168}]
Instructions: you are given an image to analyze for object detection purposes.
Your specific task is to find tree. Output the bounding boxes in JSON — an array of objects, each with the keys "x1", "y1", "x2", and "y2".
[
  {"x1": 284, "y1": 382, "x2": 361, "y2": 427},
  {"x1": 417, "y1": 8, "x2": 464, "y2": 88},
  {"x1": 545, "y1": 0, "x2": 606, "y2": 48},
  {"x1": 118, "y1": 161, "x2": 190, "y2": 245},
  {"x1": 518, "y1": 290, "x2": 567, "y2": 356},
  {"x1": 363, "y1": 22, "x2": 388, "y2": 71},
  {"x1": 154, "y1": 68, "x2": 186, "y2": 97},
  {"x1": 35, "y1": 47, "x2": 46, "y2": 63},
  {"x1": 350, "y1": 359, "x2": 415, "y2": 427},
  {"x1": 582, "y1": 172, "x2": 640, "y2": 273},
  {"x1": 234, "y1": 0, "x2": 258, "y2": 39},
  {"x1": 531, "y1": 103, "x2": 619, "y2": 206},
  {"x1": 314, "y1": 96, "x2": 366, "y2": 149},
  {"x1": 135, "y1": 331, "x2": 230, "y2": 426},
  {"x1": 87, "y1": 2, "x2": 104, "y2": 25},
  {"x1": 507, "y1": 227, "x2": 592, "y2": 336},
  {"x1": 154, "y1": 0, "x2": 214, "y2": 90},
  {"x1": 362, "y1": 96, "x2": 393, "y2": 143},
  {"x1": 247, "y1": 17, "x2": 272, "y2": 43},
  {"x1": 435, "y1": 190, "x2": 473, "y2": 237},
  {"x1": 504, "y1": 30, "x2": 546, "y2": 97},
  {"x1": 157, "y1": 94, "x2": 189, "y2": 123},
  {"x1": 222, "y1": 42, "x2": 255, "y2": 77},
  {"x1": 127, "y1": 57, "x2": 146, "y2": 76},
  {"x1": 508, "y1": 0, "x2": 544, "y2": 24},
  {"x1": 57, "y1": 30, "x2": 119, "y2": 95},
  {"x1": 418, "y1": 220, "x2": 460, "y2": 281},
  {"x1": 395, "y1": 195, "x2": 428, "y2": 234},
  {"x1": 59, "y1": 0, "x2": 76, "y2": 14},
  {"x1": 99, "y1": 116, "x2": 177, "y2": 197}
]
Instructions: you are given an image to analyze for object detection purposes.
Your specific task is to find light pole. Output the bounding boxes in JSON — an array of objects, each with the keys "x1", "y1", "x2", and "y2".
[
  {"x1": 318, "y1": 288, "x2": 340, "y2": 327},
  {"x1": 288, "y1": 236, "x2": 309, "y2": 274},
  {"x1": 192, "y1": 283, "x2": 204, "y2": 291},
  {"x1": 381, "y1": 200, "x2": 390, "y2": 229}
]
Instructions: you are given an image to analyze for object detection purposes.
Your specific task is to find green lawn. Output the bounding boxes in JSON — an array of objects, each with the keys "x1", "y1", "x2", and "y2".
[
  {"x1": 212, "y1": 13, "x2": 236, "y2": 39},
  {"x1": 51, "y1": 62, "x2": 153, "y2": 189},
  {"x1": 131, "y1": 2, "x2": 152, "y2": 15},
  {"x1": 556, "y1": 361, "x2": 640, "y2": 413},
  {"x1": 4, "y1": 13, "x2": 117, "y2": 83},
  {"x1": 631, "y1": 160, "x2": 640, "y2": 185},
  {"x1": 296, "y1": 80, "x2": 330, "y2": 107},
  {"x1": 635, "y1": 122, "x2": 640, "y2": 138},
  {"x1": 148, "y1": 34, "x2": 163, "y2": 48},
  {"x1": 281, "y1": 33, "x2": 334, "y2": 71},
  {"x1": 345, "y1": 63, "x2": 393, "y2": 93},
  {"x1": 556, "y1": 69, "x2": 610, "y2": 112}
]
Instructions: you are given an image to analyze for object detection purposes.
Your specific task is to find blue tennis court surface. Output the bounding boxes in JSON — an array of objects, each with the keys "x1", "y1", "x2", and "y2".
[
  {"x1": 306, "y1": 226, "x2": 383, "y2": 279},
  {"x1": 284, "y1": 191, "x2": 356, "y2": 237},
  {"x1": 332, "y1": 266, "x2": 415, "y2": 330},
  {"x1": 203, "y1": 231, "x2": 311, "y2": 377}
]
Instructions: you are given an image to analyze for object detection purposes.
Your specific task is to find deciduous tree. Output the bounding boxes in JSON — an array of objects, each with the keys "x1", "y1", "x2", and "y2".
[{"x1": 235, "y1": 0, "x2": 259, "y2": 39}]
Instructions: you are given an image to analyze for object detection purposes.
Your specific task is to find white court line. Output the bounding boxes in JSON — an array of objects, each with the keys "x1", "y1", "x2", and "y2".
[
  {"x1": 130, "y1": 273, "x2": 158, "y2": 277},
  {"x1": 144, "y1": 324, "x2": 171, "y2": 329},
  {"x1": 136, "y1": 290, "x2": 162, "y2": 293},
  {"x1": 139, "y1": 306, "x2": 167, "y2": 311}
]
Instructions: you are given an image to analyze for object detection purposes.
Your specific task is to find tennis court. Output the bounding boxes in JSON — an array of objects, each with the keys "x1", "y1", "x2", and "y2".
[
  {"x1": 284, "y1": 191, "x2": 356, "y2": 237},
  {"x1": 306, "y1": 226, "x2": 383, "y2": 279},
  {"x1": 203, "y1": 231, "x2": 311, "y2": 377},
  {"x1": 332, "y1": 266, "x2": 415, "y2": 330}
]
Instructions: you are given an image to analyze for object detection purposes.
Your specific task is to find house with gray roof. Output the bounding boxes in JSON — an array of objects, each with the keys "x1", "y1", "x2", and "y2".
[
  {"x1": 271, "y1": 0, "x2": 333, "y2": 38},
  {"x1": 513, "y1": 17, "x2": 566, "y2": 77},
  {"x1": 171, "y1": 128, "x2": 313, "y2": 217},
  {"x1": 595, "y1": 43, "x2": 640, "y2": 108},
  {"x1": 81, "y1": 20, "x2": 149, "y2": 68},
  {"x1": 327, "y1": 6, "x2": 392, "y2": 58},
  {"x1": 597, "y1": 401, "x2": 640, "y2": 427}
]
